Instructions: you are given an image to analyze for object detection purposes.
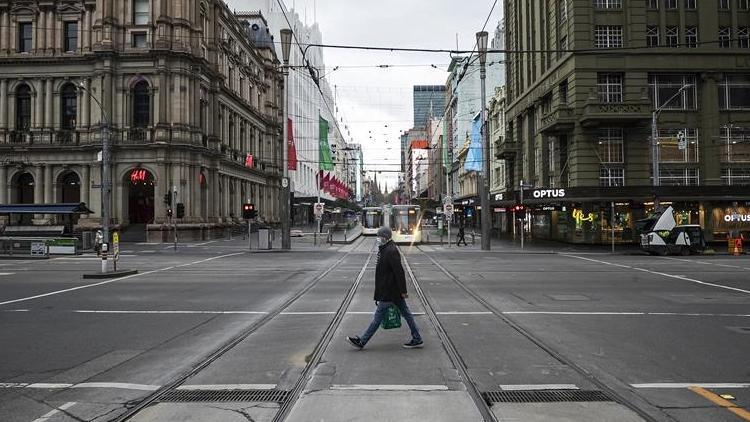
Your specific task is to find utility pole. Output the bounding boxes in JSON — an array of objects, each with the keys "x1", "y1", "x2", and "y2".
[
  {"x1": 477, "y1": 31, "x2": 491, "y2": 251},
  {"x1": 172, "y1": 186, "x2": 178, "y2": 251},
  {"x1": 280, "y1": 29, "x2": 293, "y2": 250}
]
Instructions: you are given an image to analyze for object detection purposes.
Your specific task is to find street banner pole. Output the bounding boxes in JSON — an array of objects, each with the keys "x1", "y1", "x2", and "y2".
[{"x1": 611, "y1": 201, "x2": 615, "y2": 254}]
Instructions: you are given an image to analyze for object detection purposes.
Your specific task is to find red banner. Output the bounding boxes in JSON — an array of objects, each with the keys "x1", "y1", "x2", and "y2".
[
  {"x1": 287, "y1": 118, "x2": 298, "y2": 171},
  {"x1": 245, "y1": 153, "x2": 254, "y2": 169},
  {"x1": 323, "y1": 173, "x2": 330, "y2": 193}
]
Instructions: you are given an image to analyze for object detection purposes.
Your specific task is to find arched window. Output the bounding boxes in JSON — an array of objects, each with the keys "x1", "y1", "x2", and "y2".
[
  {"x1": 133, "y1": 81, "x2": 150, "y2": 127},
  {"x1": 61, "y1": 84, "x2": 77, "y2": 130},
  {"x1": 16, "y1": 84, "x2": 31, "y2": 132}
]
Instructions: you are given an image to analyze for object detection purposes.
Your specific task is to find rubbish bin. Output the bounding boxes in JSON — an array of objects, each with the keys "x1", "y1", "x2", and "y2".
[{"x1": 258, "y1": 227, "x2": 271, "y2": 250}]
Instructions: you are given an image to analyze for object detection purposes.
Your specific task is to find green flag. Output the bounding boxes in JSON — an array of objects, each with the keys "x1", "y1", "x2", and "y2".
[{"x1": 319, "y1": 116, "x2": 333, "y2": 171}]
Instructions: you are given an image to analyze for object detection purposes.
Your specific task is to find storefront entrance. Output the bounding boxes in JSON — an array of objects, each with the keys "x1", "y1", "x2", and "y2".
[{"x1": 126, "y1": 168, "x2": 155, "y2": 224}]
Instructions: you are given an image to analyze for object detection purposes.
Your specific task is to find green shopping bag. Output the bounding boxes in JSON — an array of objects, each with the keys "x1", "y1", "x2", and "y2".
[{"x1": 381, "y1": 304, "x2": 402, "y2": 330}]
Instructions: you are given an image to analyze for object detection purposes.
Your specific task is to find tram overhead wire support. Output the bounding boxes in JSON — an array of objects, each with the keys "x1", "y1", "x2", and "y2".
[
  {"x1": 280, "y1": 28, "x2": 293, "y2": 250},
  {"x1": 477, "y1": 30, "x2": 491, "y2": 251}
]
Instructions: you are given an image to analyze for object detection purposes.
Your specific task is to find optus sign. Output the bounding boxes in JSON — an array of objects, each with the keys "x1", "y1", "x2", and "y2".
[
  {"x1": 724, "y1": 214, "x2": 750, "y2": 222},
  {"x1": 532, "y1": 189, "x2": 566, "y2": 199}
]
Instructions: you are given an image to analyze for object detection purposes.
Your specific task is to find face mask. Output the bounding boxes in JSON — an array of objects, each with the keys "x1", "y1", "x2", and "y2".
[{"x1": 376, "y1": 236, "x2": 385, "y2": 246}]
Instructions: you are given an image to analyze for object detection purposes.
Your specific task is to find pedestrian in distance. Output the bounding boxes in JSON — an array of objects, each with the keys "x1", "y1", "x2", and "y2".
[
  {"x1": 346, "y1": 226, "x2": 423, "y2": 350},
  {"x1": 456, "y1": 224, "x2": 467, "y2": 246}
]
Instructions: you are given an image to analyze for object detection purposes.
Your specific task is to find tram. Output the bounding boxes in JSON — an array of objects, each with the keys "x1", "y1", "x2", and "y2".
[
  {"x1": 362, "y1": 206, "x2": 384, "y2": 235},
  {"x1": 389, "y1": 204, "x2": 422, "y2": 244}
]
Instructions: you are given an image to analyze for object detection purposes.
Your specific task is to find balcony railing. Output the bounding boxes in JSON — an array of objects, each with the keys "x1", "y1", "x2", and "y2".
[
  {"x1": 580, "y1": 100, "x2": 651, "y2": 127},
  {"x1": 494, "y1": 136, "x2": 518, "y2": 159},
  {"x1": 122, "y1": 127, "x2": 153, "y2": 144},
  {"x1": 539, "y1": 105, "x2": 575, "y2": 134}
]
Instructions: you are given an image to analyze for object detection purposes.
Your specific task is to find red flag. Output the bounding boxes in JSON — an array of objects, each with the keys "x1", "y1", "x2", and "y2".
[
  {"x1": 323, "y1": 173, "x2": 330, "y2": 193},
  {"x1": 287, "y1": 118, "x2": 298, "y2": 170}
]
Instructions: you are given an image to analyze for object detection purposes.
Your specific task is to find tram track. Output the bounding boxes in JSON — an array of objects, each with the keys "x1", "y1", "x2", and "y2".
[
  {"x1": 405, "y1": 246, "x2": 668, "y2": 422},
  {"x1": 114, "y1": 237, "x2": 373, "y2": 422}
]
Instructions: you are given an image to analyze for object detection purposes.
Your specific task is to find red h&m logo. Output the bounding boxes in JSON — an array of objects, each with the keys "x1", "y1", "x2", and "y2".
[{"x1": 130, "y1": 169, "x2": 148, "y2": 184}]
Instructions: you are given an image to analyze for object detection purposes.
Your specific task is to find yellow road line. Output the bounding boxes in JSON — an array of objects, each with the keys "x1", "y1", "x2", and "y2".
[{"x1": 688, "y1": 386, "x2": 750, "y2": 421}]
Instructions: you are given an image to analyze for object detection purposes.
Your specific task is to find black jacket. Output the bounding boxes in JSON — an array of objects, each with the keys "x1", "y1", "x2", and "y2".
[{"x1": 374, "y1": 240, "x2": 407, "y2": 302}]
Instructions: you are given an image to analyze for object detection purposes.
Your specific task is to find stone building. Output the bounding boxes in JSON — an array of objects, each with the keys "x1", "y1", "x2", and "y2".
[
  {"x1": 0, "y1": 0, "x2": 284, "y2": 236},
  {"x1": 502, "y1": 0, "x2": 750, "y2": 243}
]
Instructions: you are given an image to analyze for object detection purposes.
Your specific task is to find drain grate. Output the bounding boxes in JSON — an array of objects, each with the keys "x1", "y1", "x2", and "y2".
[
  {"x1": 159, "y1": 389, "x2": 289, "y2": 403},
  {"x1": 483, "y1": 390, "x2": 612, "y2": 404}
]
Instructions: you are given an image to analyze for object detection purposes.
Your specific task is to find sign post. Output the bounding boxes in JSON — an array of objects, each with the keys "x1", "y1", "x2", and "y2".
[
  {"x1": 313, "y1": 202, "x2": 324, "y2": 246},
  {"x1": 519, "y1": 180, "x2": 533, "y2": 249},
  {"x1": 113, "y1": 231, "x2": 120, "y2": 272},
  {"x1": 444, "y1": 196, "x2": 453, "y2": 248}
]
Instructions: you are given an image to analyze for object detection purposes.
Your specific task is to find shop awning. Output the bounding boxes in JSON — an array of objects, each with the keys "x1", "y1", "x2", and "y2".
[{"x1": 0, "y1": 203, "x2": 94, "y2": 215}]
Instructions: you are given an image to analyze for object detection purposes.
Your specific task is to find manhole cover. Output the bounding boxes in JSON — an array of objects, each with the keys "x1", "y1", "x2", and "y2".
[
  {"x1": 482, "y1": 390, "x2": 612, "y2": 404},
  {"x1": 159, "y1": 389, "x2": 288, "y2": 403}
]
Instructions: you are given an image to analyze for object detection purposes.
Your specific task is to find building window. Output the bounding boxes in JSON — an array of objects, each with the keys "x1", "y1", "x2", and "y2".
[
  {"x1": 18, "y1": 22, "x2": 32, "y2": 53},
  {"x1": 560, "y1": 0, "x2": 568, "y2": 21},
  {"x1": 133, "y1": 81, "x2": 150, "y2": 127},
  {"x1": 16, "y1": 84, "x2": 31, "y2": 132},
  {"x1": 720, "y1": 126, "x2": 750, "y2": 163},
  {"x1": 658, "y1": 128, "x2": 699, "y2": 163},
  {"x1": 594, "y1": 0, "x2": 621, "y2": 8},
  {"x1": 719, "y1": 75, "x2": 750, "y2": 109},
  {"x1": 649, "y1": 74, "x2": 697, "y2": 110},
  {"x1": 64, "y1": 22, "x2": 78, "y2": 52},
  {"x1": 685, "y1": 26, "x2": 698, "y2": 48},
  {"x1": 719, "y1": 27, "x2": 731, "y2": 47},
  {"x1": 559, "y1": 80, "x2": 569, "y2": 104},
  {"x1": 647, "y1": 26, "x2": 659, "y2": 47},
  {"x1": 721, "y1": 168, "x2": 750, "y2": 185},
  {"x1": 600, "y1": 168, "x2": 625, "y2": 186},
  {"x1": 134, "y1": 0, "x2": 149, "y2": 25},
  {"x1": 597, "y1": 73, "x2": 623, "y2": 103},
  {"x1": 61, "y1": 84, "x2": 77, "y2": 130},
  {"x1": 719, "y1": 0, "x2": 730, "y2": 9},
  {"x1": 594, "y1": 26, "x2": 623, "y2": 48},
  {"x1": 665, "y1": 0, "x2": 677, "y2": 8},
  {"x1": 740, "y1": 0, "x2": 750, "y2": 10},
  {"x1": 739, "y1": 27, "x2": 749, "y2": 48},
  {"x1": 647, "y1": 0, "x2": 658, "y2": 9},
  {"x1": 666, "y1": 26, "x2": 679, "y2": 47},
  {"x1": 559, "y1": 35, "x2": 568, "y2": 54},
  {"x1": 659, "y1": 168, "x2": 699, "y2": 186},
  {"x1": 598, "y1": 128, "x2": 624, "y2": 163},
  {"x1": 132, "y1": 32, "x2": 147, "y2": 48},
  {"x1": 685, "y1": 0, "x2": 696, "y2": 8}
]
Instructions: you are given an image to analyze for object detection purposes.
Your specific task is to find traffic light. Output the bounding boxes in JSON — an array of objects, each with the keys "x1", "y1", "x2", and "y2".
[
  {"x1": 243, "y1": 203, "x2": 257, "y2": 220},
  {"x1": 163, "y1": 192, "x2": 172, "y2": 205},
  {"x1": 176, "y1": 203, "x2": 185, "y2": 219},
  {"x1": 513, "y1": 205, "x2": 526, "y2": 213},
  {"x1": 167, "y1": 208, "x2": 173, "y2": 218}
]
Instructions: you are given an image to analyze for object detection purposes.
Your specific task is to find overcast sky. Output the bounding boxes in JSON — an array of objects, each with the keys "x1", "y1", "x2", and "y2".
[{"x1": 226, "y1": 0, "x2": 503, "y2": 191}]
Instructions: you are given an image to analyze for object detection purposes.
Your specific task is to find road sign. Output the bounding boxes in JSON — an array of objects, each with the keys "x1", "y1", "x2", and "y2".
[
  {"x1": 112, "y1": 232, "x2": 120, "y2": 261},
  {"x1": 443, "y1": 203, "x2": 454, "y2": 218},
  {"x1": 677, "y1": 131, "x2": 687, "y2": 150},
  {"x1": 443, "y1": 196, "x2": 453, "y2": 205},
  {"x1": 31, "y1": 242, "x2": 47, "y2": 257},
  {"x1": 314, "y1": 202, "x2": 325, "y2": 218}
]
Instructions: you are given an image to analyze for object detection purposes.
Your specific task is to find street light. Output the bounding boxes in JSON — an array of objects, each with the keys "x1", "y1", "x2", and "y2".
[
  {"x1": 651, "y1": 83, "x2": 693, "y2": 208},
  {"x1": 280, "y1": 28, "x2": 292, "y2": 250},
  {"x1": 476, "y1": 30, "x2": 490, "y2": 251},
  {"x1": 78, "y1": 81, "x2": 112, "y2": 273}
]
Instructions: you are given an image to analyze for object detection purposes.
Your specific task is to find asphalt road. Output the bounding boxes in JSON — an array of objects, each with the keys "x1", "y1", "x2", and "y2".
[{"x1": 0, "y1": 237, "x2": 748, "y2": 422}]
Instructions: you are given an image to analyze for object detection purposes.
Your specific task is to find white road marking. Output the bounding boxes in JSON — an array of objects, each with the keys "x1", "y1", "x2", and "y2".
[
  {"x1": 72, "y1": 382, "x2": 159, "y2": 391},
  {"x1": 73, "y1": 310, "x2": 267, "y2": 315},
  {"x1": 280, "y1": 311, "x2": 336, "y2": 315},
  {"x1": 141, "y1": 250, "x2": 156, "y2": 253},
  {"x1": 32, "y1": 402, "x2": 76, "y2": 422},
  {"x1": 26, "y1": 383, "x2": 74, "y2": 389},
  {"x1": 632, "y1": 383, "x2": 750, "y2": 389},
  {"x1": 500, "y1": 384, "x2": 579, "y2": 391},
  {"x1": 0, "y1": 383, "x2": 28, "y2": 388},
  {"x1": 505, "y1": 311, "x2": 750, "y2": 317},
  {"x1": 330, "y1": 384, "x2": 448, "y2": 391},
  {"x1": 0, "y1": 252, "x2": 244, "y2": 307},
  {"x1": 0, "y1": 272, "x2": 15, "y2": 276},
  {"x1": 564, "y1": 254, "x2": 750, "y2": 295},
  {"x1": 663, "y1": 256, "x2": 750, "y2": 271},
  {"x1": 176, "y1": 384, "x2": 277, "y2": 391},
  {"x1": 436, "y1": 311, "x2": 493, "y2": 315},
  {"x1": 1, "y1": 309, "x2": 29, "y2": 312}
]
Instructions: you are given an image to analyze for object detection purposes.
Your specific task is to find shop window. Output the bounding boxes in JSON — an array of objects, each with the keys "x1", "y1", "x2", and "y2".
[
  {"x1": 721, "y1": 168, "x2": 750, "y2": 185},
  {"x1": 18, "y1": 22, "x2": 32, "y2": 53},
  {"x1": 685, "y1": 26, "x2": 698, "y2": 48},
  {"x1": 597, "y1": 73, "x2": 623, "y2": 103},
  {"x1": 647, "y1": 26, "x2": 659, "y2": 47},
  {"x1": 594, "y1": 26, "x2": 623, "y2": 48},
  {"x1": 720, "y1": 126, "x2": 750, "y2": 162},
  {"x1": 666, "y1": 26, "x2": 679, "y2": 47},
  {"x1": 658, "y1": 128, "x2": 699, "y2": 163},
  {"x1": 719, "y1": 74, "x2": 750, "y2": 110},
  {"x1": 64, "y1": 22, "x2": 78, "y2": 52},
  {"x1": 598, "y1": 128, "x2": 624, "y2": 163},
  {"x1": 649, "y1": 74, "x2": 697, "y2": 110},
  {"x1": 600, "y1": 167, "x2": 625, "y2": 186},
  {"x1": 658, "y1": 168, "x2": 700, "y2": 185},
  {"x1": 16, "y1": 84, "x2": 32, "y2": 132}
]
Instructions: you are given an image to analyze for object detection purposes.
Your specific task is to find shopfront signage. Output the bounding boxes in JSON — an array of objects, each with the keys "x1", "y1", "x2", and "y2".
[
  {"x1": 724, "y1": 213, "x2": 750, "y2": 222},
  {"x1": 494, "y1": 193, "x2": 504, "y2": 201},
  {"x1": 573, "y1": 209, "x2": 596, "y2": 225},
  {"x1": 532, "y1": 189, "x2": 566, "y2": 199}
]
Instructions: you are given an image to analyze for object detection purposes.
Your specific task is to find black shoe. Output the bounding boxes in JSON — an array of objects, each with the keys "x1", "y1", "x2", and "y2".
[
  {"x1": 346, "y1": 336, "x2": 364, "y2": 349},
  {"x1": 403, "y1": 339, "x2": 423, "y2": 349}
]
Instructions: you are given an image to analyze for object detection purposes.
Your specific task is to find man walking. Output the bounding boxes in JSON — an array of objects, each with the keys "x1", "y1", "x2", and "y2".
[
  {"x1": 346, "y1": 226, "x2": 423, "y2": 349},
  {"x1": 456, "y1": 223, "x2": 467, "y2": 246}
]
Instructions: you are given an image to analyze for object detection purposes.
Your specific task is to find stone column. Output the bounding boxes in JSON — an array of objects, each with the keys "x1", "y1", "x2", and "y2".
[
  {"x1": 34, "y1": 81, "x2": 43, "y2": 129},
  {"x1": 46, "y1": 9, "x2": 54, "y2": 53},
  {"x1": 36, "y1": 10, "x2": 45, "y2": 52},
  {"x1": 0, "y1": 79, "x2": 7, "y2": 129},
  {"x1": 0, "y1": 11, "x2": 7, "y2": 53},
  {"x1": 0, "y1": 165, "x2": 6, "y2": 205},
  {"x1": 43, "y1": 165, "x2": 53, "y2": 204},
  {"x1": 33, "y1": 165, "x2": 44, "y2": 221},
  {"x1": 45, "y1": 78, "x2": 53, "y2": 129},
  {"x1": 83, "y1": 9, "x2": 92, "y2": 51},
  {"x1": 82, "y1": 78, "x2": 91, "y2": 127},
  {"x1": 211, "y1": 169, "x2": 220, "y2": 221}
]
